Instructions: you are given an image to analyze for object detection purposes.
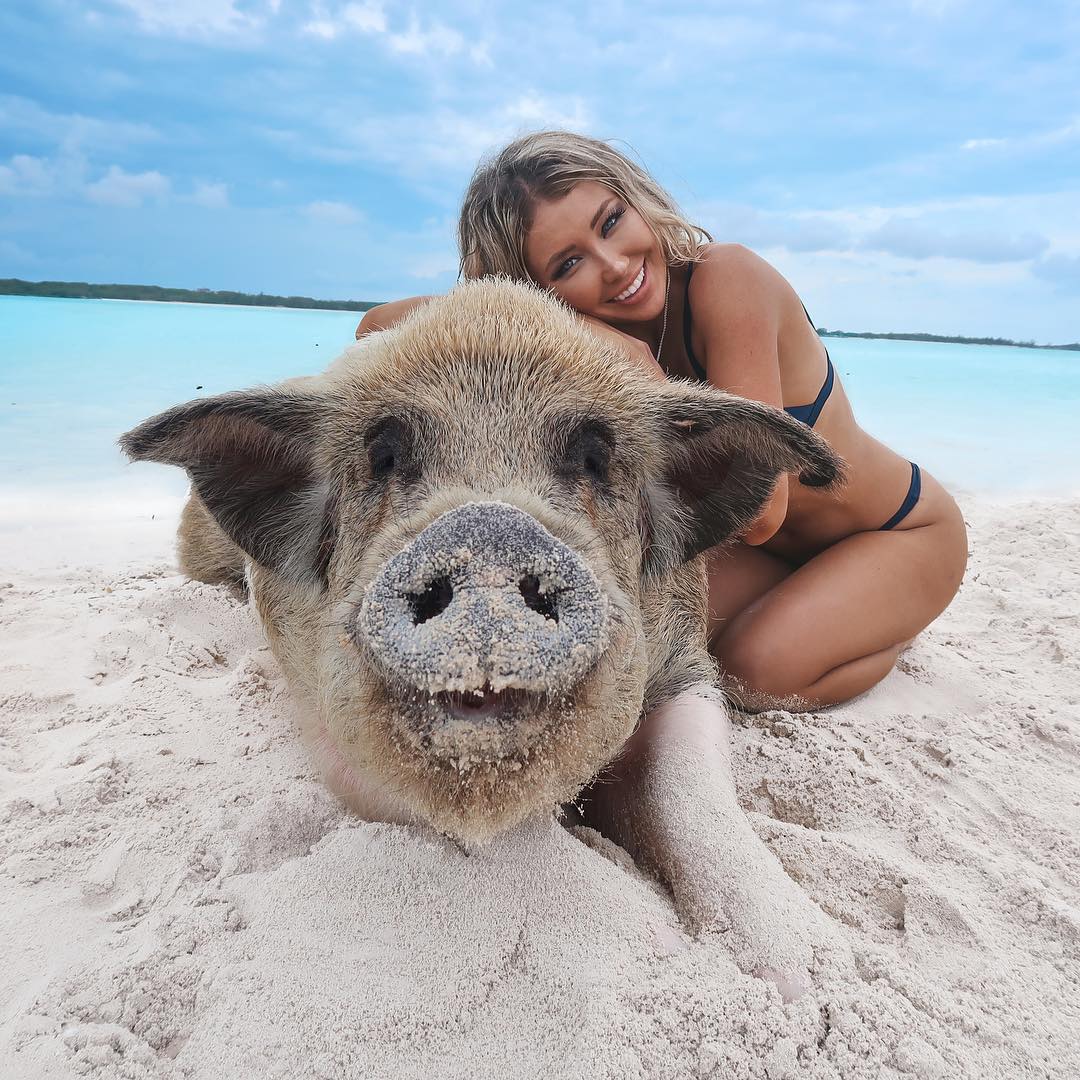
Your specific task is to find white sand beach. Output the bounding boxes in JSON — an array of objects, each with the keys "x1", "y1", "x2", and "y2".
[{"x1": 1, "y1": 494, "x2": 1078, "y2": 1079}]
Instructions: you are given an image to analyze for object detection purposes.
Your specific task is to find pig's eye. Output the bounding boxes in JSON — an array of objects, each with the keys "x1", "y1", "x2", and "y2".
[
  {"x1": 560, "y1": 418, "x2": 614, "y2": 487},
  {"x1": 583, "y1": 447, "x2": 607, "y2": 479},
  {"x1": 364, "y1": 416, "x2": 411, "y2": 482},
  {"x1": 372, "y1": 446, "x2": 395, "y2": 476}
]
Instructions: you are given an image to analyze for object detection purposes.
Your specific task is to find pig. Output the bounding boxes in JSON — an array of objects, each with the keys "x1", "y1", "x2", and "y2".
[{"x1": 122, "y1": 278, "x2": 841, "y2": 992}]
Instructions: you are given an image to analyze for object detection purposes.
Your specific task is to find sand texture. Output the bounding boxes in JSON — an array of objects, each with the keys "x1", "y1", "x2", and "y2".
[{"x1": 1, "y1": 496, "x2": 1078, "y2": 1079}]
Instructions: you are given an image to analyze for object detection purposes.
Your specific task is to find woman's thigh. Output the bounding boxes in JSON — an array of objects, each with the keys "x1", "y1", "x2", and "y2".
[
  {"x1": 705, "y1": 542, "x2": 793, "y2": 637},
  {"x1": 711, "y1": 500, "x2": 968, "y2": 696}
]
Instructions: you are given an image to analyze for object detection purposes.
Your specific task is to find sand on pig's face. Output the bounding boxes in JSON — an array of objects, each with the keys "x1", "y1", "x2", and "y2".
[
  {"x1": 324, "y1": 505, "x2": 647, "y2": 840},
  {"x1": 354, "y1": 500, "x2": 616, "y2": 702}
]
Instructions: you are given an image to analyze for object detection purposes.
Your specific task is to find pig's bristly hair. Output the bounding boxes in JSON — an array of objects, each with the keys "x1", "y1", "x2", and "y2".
[{"x1": 120, "y1": 275, "x2": 844, "y2": 841}]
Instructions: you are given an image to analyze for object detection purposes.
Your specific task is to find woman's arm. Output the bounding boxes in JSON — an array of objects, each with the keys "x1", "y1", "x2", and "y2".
[
  {"x1": 356, "y1": 295, "x2": 437, "y2": 339},
  {"x1": 687, "y1": 246, "x2": 794, "y2": 545}
]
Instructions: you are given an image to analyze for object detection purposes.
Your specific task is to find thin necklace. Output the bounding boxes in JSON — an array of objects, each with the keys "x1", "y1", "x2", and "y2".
[{"x1": 655, "y1": 267, "x2": 671, "y2": 365}]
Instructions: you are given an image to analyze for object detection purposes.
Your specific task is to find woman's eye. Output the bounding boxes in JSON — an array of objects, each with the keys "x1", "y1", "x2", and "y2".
[
  {"x1": 553, "y1": 255, "x2": 579, "y2": 280},
  {"x1": 601, "y1": 208, "x2": 624, "y2": 237}
]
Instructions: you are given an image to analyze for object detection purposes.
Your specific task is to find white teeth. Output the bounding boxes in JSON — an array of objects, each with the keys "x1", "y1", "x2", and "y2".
[{"x1": 613, "y1": 265, "x2": 645, "y2": 302}]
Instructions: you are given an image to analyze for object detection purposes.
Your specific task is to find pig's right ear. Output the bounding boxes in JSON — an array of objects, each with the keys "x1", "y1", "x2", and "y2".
[{"x1": 120, "y1": 388, "x2": 334, "y2": 585}]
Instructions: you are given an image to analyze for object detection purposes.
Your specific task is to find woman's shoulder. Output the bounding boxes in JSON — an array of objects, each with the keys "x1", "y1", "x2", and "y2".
[{"x1": 687, "y1": 244, "x2": 789, "y2": 323}]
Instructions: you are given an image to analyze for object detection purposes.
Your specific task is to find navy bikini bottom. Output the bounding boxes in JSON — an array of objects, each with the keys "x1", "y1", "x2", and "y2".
[{"x1": 879, "y1": 462, "x2": 922, "y2": 531}]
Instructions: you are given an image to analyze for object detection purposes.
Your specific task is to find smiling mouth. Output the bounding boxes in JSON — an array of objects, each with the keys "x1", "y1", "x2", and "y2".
[{"x1": 610, "y1": 263, "x2": 646, "y2": 303}]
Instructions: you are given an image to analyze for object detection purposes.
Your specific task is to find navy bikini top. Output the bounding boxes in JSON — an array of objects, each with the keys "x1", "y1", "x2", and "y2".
[{"x1": 681, "y1": 262, "x2": 835, "y2": 429}]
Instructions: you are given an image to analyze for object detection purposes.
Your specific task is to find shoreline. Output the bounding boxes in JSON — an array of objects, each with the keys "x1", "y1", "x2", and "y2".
[
  {"x1": 819, "y1": 328, "x2": 1080, "y2": 351},
  {"x1": 3, "y1": 294, "x2": 368, "y2": 317},
  {"x1": 4, "y1": 286, "x2": 1077, "y2": 350}
]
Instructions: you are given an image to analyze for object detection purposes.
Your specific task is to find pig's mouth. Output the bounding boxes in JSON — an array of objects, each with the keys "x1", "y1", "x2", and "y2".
[
  {"x1": 383, "y1": 680, "x2": 568, "y2": 767},
  {"x1": 432, "y1": 683, "x2": 537, "y2": 725}
]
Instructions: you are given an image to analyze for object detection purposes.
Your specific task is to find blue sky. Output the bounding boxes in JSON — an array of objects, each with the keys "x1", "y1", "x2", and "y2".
[{"x1": 1, "y1": 0, "x2": 1078, "y2": 342}]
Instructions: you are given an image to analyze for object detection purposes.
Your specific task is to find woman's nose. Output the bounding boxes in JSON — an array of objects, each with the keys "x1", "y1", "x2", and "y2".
[{"x1": 599, "y1": 250, "x2": 631, "y2": 282}]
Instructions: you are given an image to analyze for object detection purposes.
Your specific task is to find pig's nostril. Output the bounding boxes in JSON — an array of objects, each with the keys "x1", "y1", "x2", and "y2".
[
  {"x1": 408, "y1": 576, "x2": 454, "y2": 625},
  {"x1": 519, "y1": 575, "x2": 558, "y2": 622}
]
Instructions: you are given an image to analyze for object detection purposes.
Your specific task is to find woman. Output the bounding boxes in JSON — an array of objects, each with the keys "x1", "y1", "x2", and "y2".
[{"x1": 357, "y1": 130, "x2": 968, "y2": 712}]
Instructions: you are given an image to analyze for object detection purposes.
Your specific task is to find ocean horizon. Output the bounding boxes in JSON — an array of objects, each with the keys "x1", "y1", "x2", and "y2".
[{"x1": 2, "y1": 293, "x2": 1078, "y2": 505}]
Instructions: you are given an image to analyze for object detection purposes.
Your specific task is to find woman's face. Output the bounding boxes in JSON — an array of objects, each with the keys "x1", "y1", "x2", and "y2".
[{"x1": 524, "y1": 180, "x2": 666, "y2": 326}]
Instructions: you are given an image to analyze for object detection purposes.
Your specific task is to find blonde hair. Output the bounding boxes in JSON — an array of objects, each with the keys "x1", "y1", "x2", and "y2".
[{"x1": 458, "y1": 130, "x2": 712, "y2": 281}]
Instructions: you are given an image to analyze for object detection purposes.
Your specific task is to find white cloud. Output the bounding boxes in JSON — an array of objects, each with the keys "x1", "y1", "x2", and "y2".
[
  {"x1": 343, "y1": 93, "x2": 592, "y2": 178},
  {"x1": 761, "y1": 246, "x2": 1051, "y2": 342},
  {"x1": 862, "y1": 216, "x2": 1049, "y2": 263},
  {"x1": 302, "y1": 16, "x2": 337, "y2": 39},
  {"x1": 85, "y1": 165, "x2": 170, "y2": 207},
  {"x1": 387, "y1": 15, "x2": 463, "y2": 57},
  {"x1": 693, "y1": 202, "x2": 853, "y2": 255},
  {"x1": 102, "y1": 0, "x2": 269, "y2": 38},
  {"x1": 1032, "y1": 253, "x2": 1080, "y2": 290},
  {"x1": 304, "y1": 199, "x2": 364, "y2": 225},
  {"x1": 0, "y1": 94, "x2": 159, "y2": 155},
  {"x1": 298, "y1": 4, "x2": 489, "y2": 68},
  {"x1": 342, "y1": 1, "x2": 385, "y2": 33},
  {"x1": 408, "y1": 252, "x2": 459, "y2": 280},
  {"x1": 960, "y1": 117, "x2": 1080, "y2": 154},
  {"x1": 189, "y1": 181, "x2": 229, "y2": 208},
  {"x1": 0, "y1": 154, "x2": 56, "y2": 197},
  {"x1": 694, "y1": 194, "x2": 1072, "y2": 270},
  {"x1": 302, "y1": 1, "x2": 386, "y2": 39},
  {"x1": 961, "y1": 137, "x2": 1007, "y2": 151},
  {"x1": 469, "y1": 41, "x2": 494, "y2": 67}
]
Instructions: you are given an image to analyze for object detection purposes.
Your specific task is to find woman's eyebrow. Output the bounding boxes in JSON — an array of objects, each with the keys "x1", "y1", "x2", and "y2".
[
  {"x1": 589, "y1": 196, "x2": 615, "y2": 231},
  {"x1": 545, "y1": 197, "x2": 616, "y2": 275}
]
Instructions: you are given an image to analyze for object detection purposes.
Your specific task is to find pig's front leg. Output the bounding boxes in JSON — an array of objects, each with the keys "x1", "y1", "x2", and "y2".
[{"x1": 589, "y1": 687, "x2": 827, "y2": 1002}]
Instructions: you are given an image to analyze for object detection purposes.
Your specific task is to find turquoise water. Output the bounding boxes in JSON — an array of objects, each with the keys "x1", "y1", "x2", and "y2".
[
  {"x1": 0, "y1": 296, "x2": 358, "y2": 493},
  {"x1": 1, "y1": 295, "x2": 1078, "y2": 497}
]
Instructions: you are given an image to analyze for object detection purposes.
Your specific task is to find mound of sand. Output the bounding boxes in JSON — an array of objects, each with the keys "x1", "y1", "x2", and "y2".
[{"x1": 1, "y1": 497, "x2": 1077, "y2": 1078}]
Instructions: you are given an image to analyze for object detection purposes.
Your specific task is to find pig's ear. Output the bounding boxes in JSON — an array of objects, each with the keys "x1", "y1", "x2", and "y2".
[
  {"x1": 641, "y1": 385, "x2": 844, "y2": 578},
  {"x1": 120, "y1": 388, "x2": 335, "y2": 585}
]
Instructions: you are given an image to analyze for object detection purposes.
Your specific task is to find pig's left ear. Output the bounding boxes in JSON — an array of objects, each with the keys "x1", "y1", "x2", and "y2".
[
  {"x1": 120, "y1": 388, "x2": 335, "y2": 585},
  {"x1": 641, "y1": 384, "x2": 844, "y2": 578}
]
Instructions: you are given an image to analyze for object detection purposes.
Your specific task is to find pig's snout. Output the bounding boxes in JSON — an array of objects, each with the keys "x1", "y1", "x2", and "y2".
[{"x1": 355, "y1": 501, "x2": 611, "y2": 697}]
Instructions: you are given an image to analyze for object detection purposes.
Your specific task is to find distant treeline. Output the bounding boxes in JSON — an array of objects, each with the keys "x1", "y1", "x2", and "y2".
[
  {"x1": 818, "y1": 328, "x2": 1079, "y2": 351},
  {"x1": 3, "y1": 278, "x2": 1077, "y2": 350},
  {"x1": 0, "y1": 278, "x2": 380, "y2": 313}
]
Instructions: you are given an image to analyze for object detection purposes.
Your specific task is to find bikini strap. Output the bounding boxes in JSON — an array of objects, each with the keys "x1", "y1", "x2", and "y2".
[{"x1": 801, "y1": 353, "x2": 834, "y2": 429}]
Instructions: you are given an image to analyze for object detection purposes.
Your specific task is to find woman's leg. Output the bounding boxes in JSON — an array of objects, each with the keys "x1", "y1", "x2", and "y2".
[
  {"x1": 705, "y1": 540, "x2": 794, "y2": 629},
  {"x1": 710, "y1": 497, "x2": 967, "y2": 711}
]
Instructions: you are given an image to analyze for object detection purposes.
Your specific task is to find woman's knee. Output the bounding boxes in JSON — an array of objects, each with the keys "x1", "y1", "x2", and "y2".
[
  {"x1": 712, "y1": 627, "x2": 807, "y2": 703},
  {"x1": 714, "y1": 631, "x2": 898, "y2": 711}
]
